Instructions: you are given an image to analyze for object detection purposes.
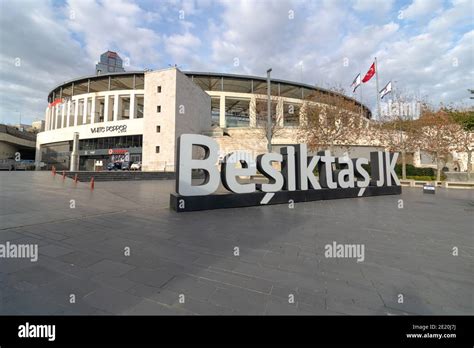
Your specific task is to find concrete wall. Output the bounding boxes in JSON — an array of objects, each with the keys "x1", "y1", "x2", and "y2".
[
  {"x1": 142, "y1": 68, "x2": 177, "y2": 171},
  {"x1": 0, "y1": 141, "x2": 18, "y2": 159},
  {"x1": 445, "y1": 172, "x2": 473, "y2": 182},
  {"x1": 175, "y1": 69, "x2": 211, "y2": 163},
  {"x1": 142, "y1": 68, "x2": 211, "y2": 171},
  {"x1": 212, "y1": 127, "x2": 385, "y2": 161}
]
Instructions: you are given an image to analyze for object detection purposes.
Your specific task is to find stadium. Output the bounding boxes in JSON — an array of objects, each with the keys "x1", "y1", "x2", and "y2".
[{"x1": 36, "y1": 67, "x2": 373, "y2": 171}]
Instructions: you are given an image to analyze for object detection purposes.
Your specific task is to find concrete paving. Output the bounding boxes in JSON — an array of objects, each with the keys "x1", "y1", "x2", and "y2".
[{"x1": 0, "y1": 171, "x2": 472, "y2": 315}]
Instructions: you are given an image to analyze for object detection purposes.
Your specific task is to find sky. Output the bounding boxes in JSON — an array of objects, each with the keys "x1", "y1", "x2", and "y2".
[{"x1": 0, "y1": 0, "x2": 473, "y2": 124}]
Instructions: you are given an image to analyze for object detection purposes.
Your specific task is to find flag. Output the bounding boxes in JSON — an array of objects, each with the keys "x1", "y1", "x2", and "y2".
[
  {"x1": 362, "y1": 62, "x2": 376, "y2": 83},
  {"x1": 379, "y1": 81, "x2": 392, "y2": 99},
  {"x1": 350, "y1": 73, "x2": 361, "y2": 93}
]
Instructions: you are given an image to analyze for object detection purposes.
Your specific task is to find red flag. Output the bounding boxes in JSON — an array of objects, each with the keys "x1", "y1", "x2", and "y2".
[{"x1": 362, "y1": 62, "x2": 376, "y2": 83}]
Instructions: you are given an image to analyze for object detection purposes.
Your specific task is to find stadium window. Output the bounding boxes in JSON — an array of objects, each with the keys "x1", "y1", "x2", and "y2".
[
  {"x1": 155, "y1": 146, "x2": 160, "y2": 153},
  {"x1": 157, "y1": 86, "x2": 162, "y2": 93},
  {"x1": 156, "y1": 125, "x2": 161, "y2": 133},
  {"x1": 157, "y1": 105, "x2": 161, "y2": 113}
]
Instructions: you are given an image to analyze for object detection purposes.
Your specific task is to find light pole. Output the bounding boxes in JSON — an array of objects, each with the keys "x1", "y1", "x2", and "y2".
[
  {"x1": 266, "y1": 68, "x2": 272, "y2": 152},
  {"x1": 15, "y1": 110, "x2": 22, "y2": 129}
]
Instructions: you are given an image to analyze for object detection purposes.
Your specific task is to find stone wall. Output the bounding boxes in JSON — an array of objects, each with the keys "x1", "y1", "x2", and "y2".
[{"x1": 142, "y1": 68, "x2": 211, "y2": 171}]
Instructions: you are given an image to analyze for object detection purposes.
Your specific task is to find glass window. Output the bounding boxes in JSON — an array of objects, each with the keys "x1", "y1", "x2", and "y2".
[
  {"x1": 110, "y1": 76, "x2": 134, "y2": 90},
  {"x1": 68, "y1": 102, "x2": 75, "y2": 126},
  {"x1": 121, "y1": 96, "x2": 130, "y2": 120},
  {"x1": 211, "y1": 97, "x2": 220, "y2": 124},
  {"x1": 252, "y1": 80, "x2": 278, "y2": 96},
  {"x1": 52, "y1": 89, "x2": 60, "y2": 101},
  {"x1": 73, "y1": 81, "x2": 88, "y2": 95},
  {"x1": 96, "y1": 97, "x2": 105, "y2": 123},
  {"x1": 136, "y1": 96, "x2": 144, "y2": 118},
  {"x1": 89, "y1": 77, "x2": 110, "y2": 92},
  {"x1": 77, "y1": 100, "x2": 84, "y2": 125},
  {"x1": 280, "y1": 84, "x2": 302, "y2": 99},
  {"x1": 62, "y1": 84, "x2": 73, "y2": 99},
  {"x1": 85, "y1": 98, "x2": 92, "y2": 124},
  {"x1": 222, "y1": 78, "x2": 252, "y2": 93},
  {"x1": 225, "y1": 98, "x2": 250, "y2": 127},
  {"x1": 135, "y1": 75, "x2": 144, "y2": 89},
  {"x1": 192, "y1": 76, "x2": 222, "y2": 91}
]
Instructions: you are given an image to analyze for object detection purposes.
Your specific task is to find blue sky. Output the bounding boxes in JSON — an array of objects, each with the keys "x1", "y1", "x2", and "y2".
[{"x1": 0, "y1": 0, "x2": 473, "y2": 124}]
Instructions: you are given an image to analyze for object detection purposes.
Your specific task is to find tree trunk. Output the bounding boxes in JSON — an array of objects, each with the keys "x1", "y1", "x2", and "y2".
[
  {"x1": 329, "y1": 142, "x2": 334, "y2": 155},
  {"x1": 467, "y1": 149, "x2": 472, "y2": 181},
  {"x1": 436, "y1": 153, "x2": 441, "y2": 182},
  {"x1": 401, "y1": 150, "x2": 407, "y2": 180}
]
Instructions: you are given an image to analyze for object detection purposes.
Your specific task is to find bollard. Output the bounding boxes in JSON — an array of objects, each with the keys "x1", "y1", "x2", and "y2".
[
  {"x1": 74, "y1": 174, "x2": 78, "y2": 184},
  {"x1": 90, "y1": 177, "x2": 95, "y2": 190}
]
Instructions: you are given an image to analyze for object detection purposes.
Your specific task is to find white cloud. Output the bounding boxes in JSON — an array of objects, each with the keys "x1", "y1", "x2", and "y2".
[
  {"x1": 353, "y1": 0, "x2": 395, "y2": 15},
  {"x1": 0, "y1": 0, "x2": 89, "y2": 123},
  {"x1": 401, "y1": 0, "x2": 443, "y2": 20},
  {"x1": 427, "y1": 0, "x2": 473, "y2": 33},
  {"x1": 164, "y1": 32, "x2": 202, "y2": 63},
  {"x1": 0, "y1": 0, "x2": 472, "y2": 124},
  {"x1": 66, "y1": 0, "x2": 162, "y2": 70}
]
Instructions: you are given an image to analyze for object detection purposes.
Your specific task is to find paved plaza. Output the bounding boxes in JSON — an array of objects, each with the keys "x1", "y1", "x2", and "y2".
[{"x1": 0, "y1": 172, "x2": 472, "y2": 315}]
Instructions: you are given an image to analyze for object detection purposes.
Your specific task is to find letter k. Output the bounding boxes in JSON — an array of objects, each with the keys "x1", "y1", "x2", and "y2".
[
  {"x1": 296, "y1": 144, "x2": 321, "y2": 190},
  {"x1": 385, "y1": 152, "x2": 400, "y2": 186}
]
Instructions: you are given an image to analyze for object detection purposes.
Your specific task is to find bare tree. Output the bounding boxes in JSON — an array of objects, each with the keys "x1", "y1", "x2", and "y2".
[
  {"x1": 414, "y1": 104, "x2": 462, "y2": 181},
  {"x1": 298, "y1": 87, "x2": 366, "y2": 153},
  {"x1": 447, "y1": 108, "x2": 474, "y2": 180},
  {"x1": 379, "y1": 113, "x2": 419, "y2": 180},
  {"x1": 251, "y1": 96, "x2": 286, "y2": 150},
  {"x1": 454, "y1": 128, "x2": 474, "y2": 180}
]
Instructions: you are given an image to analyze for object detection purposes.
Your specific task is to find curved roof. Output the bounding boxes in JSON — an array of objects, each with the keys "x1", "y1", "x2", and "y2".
[
  {"x1": 47, "y1": 71, "x2": 143, "y2": 97},
  {"x1": 47, "y1": 70, "x2": 372, "y2": 118}
]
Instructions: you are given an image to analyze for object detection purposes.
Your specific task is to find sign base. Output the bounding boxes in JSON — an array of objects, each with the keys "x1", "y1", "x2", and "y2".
[{"x1": 170, "y1": 185, "x2": 402, "y2": 212}]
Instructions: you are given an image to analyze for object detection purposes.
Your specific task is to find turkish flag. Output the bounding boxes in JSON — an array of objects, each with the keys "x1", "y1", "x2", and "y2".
[{"x1": 362, "y1": 62, "x2": 376, "y2": 83}]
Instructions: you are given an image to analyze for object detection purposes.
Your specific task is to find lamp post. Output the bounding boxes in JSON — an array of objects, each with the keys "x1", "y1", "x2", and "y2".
[
  {"x1": 15, "y1": 110, "x2": 22, "y2": 130},
  {"x1": 266, "y1": 68, "x2": 272, "y2": 152}
]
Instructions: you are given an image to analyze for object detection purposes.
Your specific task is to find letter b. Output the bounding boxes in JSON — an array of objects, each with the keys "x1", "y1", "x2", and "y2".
[{"x1": 176, "y1": 134, "x2": 220, "y2": 196}]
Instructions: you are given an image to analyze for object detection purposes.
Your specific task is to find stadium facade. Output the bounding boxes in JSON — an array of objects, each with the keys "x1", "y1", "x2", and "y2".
[{"x1": 36, "y1": 67, "x2": 374, "y2": 171}]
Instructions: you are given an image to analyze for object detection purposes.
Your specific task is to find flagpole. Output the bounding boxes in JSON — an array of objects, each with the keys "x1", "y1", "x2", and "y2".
[
  {"x1": 392, "y1": 80, "x2": 398, "y2": 119},
  {"x1": 359, "y1": 72, "x2": 362, "y2": 118},
  {"x1": 375, "y1": 57, "x2": 381, "y2": 120}
]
